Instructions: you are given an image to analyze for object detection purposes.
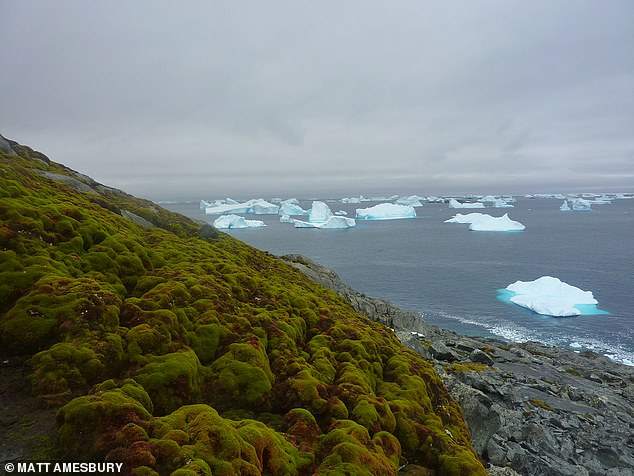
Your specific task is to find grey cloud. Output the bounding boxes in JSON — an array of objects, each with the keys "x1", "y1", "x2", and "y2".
[{"x1": 1, "y1": 0, "x2": 633, "y2": 201}]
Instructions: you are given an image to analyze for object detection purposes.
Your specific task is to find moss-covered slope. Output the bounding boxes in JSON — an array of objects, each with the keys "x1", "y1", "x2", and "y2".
[{"x1": 0, "y1": 138, "x2": 486, "y2": 475}]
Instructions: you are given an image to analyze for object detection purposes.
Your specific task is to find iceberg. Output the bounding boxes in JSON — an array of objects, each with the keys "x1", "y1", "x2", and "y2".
[
  {"x1": 503, "y1": 276, "x2": 600, "y2": 317},
  {"x1": 560, "y1": 198, "x2": 592, "y2": 211},
  {"x1": 448, "y1": 198, "x2": 485, "y2": 209},
  {"x1": 395, "y1": 195, "x2": 424, "y2": 207},
  {"x1": 445, "y1": 213, "x2": 525, "y2": 231},
  {"x1": 279, "y1": 202, "x2": 309, "y2": 216},
  {"x1": 480, "y1": 196, "x2": 514, "y2": 208},
  {"x1": 205, "y1": 198, "x2": 280, "y2": 215},
  {"x1": 334, "y1": 210, "x2": 348, "y2": 216},
  {"x1": 294, "y1": 216, "x2": 356, "y2": 229},
  {"x1": 291, "y1": 201, "x2": 356, "y2": 228},
  {"x1": 308, "y1": 201, "x2": 334, "y2": 223},
  {"x1": 213, "y1": 214, "x2": 266, "y2": 229},
  {"x1": 356, "y1": 203, "x2": 416, "y2": 220}
]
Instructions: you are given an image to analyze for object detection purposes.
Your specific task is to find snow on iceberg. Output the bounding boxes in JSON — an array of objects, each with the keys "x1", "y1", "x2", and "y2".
[
  {"x1": 205, "y1": 198, "x2": 279, "y2": 215},
  {"x1": 448, "y1": 198, "x2": 485, "y2": 209},
  {"x1": 356, "y1": 203, "x2": 416, "y2": 220},
  {"x1": 445, "y1": 213, "x2": 525, "y2": 231},
  {"x1": 213, "y1": 214, "x2": 266, "y2": 229},
  {"x1": 560, "y1": 198, "x2": 592, "y2": 211},
  {"x1": 501, "y1": 276, "x2": 603, "y2": 317}
]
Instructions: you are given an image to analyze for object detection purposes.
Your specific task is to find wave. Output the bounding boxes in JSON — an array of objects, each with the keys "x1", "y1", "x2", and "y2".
[{"x1": 422, "y1": 310, "x2": 634, "y2": 366}]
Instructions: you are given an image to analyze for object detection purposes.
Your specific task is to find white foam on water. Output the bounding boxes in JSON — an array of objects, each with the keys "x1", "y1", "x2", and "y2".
[{"x1": 421, "y1": 310, "x2": 634, "y2": 366}]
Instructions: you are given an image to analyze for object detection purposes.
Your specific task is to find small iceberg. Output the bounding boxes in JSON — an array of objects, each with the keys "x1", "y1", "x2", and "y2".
[
  {"x1": 395, "y1": 195, "x2": 425, "y2": 207},
  {"x1": 356, "y1": 203, "x2": 416, "y2": 220},
  {"x1": 445, "y1": 213, "x2": 525, "y2": 231},
  {"x1": 213, "y1": 214, "x2": 266, "y2": 229},
  {"x1": 499, "y1": 276, "x2": 606, "y2": 317},
  {"x1": 448, "y1": 198, "x2": 485, "y2": 209},
  {"x1": 560, "y1": 198, "x2": 592, "y2": 211}
]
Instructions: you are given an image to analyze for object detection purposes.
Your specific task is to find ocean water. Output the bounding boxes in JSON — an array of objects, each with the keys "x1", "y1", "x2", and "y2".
[{"x1": 163, "y1": 198, "x2": 634, "y2": 365}]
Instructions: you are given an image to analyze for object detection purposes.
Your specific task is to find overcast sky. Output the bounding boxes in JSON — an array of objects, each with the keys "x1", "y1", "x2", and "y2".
[{"x1": 1, "y1": 1, "x2": 633, "y2": 200}]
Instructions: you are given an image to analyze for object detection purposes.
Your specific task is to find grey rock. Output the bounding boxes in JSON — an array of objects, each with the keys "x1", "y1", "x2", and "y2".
[
  {"x1": 0, "y1": 133, "x2": 16, "y2": 155},
  {"x1": 429, "y1": 341, "x2": 460, "y2": 361},
  {"x1": 470, "y1": 348, "x2": 494, "y2": 365}
]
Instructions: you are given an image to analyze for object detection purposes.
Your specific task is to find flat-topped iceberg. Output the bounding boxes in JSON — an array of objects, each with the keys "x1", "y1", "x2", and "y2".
[
  {"x1": 213, "y1": 214, "x2": 266, "y2": 229},
  {"x1": 445, "y1": 213, "x2": 525, "y2": 231},
  {"x1": 448, "y1": 198, "x2": 485, "y2": 209},
  {"x1": 356, "y1": 203, "x2": 416, "y2": 220},
  {"x1": 502, "y1": 276, "x2": 602, "y2": 317},
  {"x1": 294, "y1": 216, "x2": 356, "y2": 229},
  {"x1": 205, "y1": 198, "x2": 279, "y2": 215}
]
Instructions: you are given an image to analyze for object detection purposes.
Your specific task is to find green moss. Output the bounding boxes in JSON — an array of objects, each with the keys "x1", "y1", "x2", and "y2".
[
  {"x1": 1, "y1": 143, "x2": 486, "y2": 475},
  {"x1": 529, "y1": 399, "x2": 555, "y2": 411},
  {"x1": 134, "y1": 350, "x2": 208, "y2": 415}
]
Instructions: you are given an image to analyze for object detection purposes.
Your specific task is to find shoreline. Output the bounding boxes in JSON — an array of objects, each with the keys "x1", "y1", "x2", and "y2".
[{"x1": 284, "y1": 254, "x2": 634, "y2": 475}]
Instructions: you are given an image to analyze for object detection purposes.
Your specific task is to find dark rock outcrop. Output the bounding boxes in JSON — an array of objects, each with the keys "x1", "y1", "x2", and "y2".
[{"x1": 285, "y1": 255, "x2": 634, "y2": 476}]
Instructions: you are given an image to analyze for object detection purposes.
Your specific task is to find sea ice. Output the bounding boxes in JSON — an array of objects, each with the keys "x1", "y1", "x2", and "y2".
[
  {"x1": 504, "y1": 276, "x2": 599, "y2": 317},
  {"x1": 213, "y1": 214, "x2": 266, "y2": 229},
  {"x1": 356, "y1": 203, "x2": 416, "y2": 220},
  {"x1": 445, "y1": 213, "x2": 525, "y2": 231},
  {"x1": 448, "y1": 198, "x2": 485, "y2": 209}
]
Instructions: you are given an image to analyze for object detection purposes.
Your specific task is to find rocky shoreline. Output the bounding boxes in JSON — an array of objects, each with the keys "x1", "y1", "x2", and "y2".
[{"x1": 283, "y1": 254, "x2": 634, "y2": 476}]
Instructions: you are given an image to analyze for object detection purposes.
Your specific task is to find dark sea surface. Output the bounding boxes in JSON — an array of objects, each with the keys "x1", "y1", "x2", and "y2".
[{"x1": 163, "y1": 197, "x2": 634, "y2": 365}]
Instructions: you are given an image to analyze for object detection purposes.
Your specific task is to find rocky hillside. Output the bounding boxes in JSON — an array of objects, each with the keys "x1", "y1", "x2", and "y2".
[
  {"x1": 285, "y1": 256, "x2": 634, "y2": 476},
  {"x1": 0, "y1": 135, "x2": 486, "y2": 475}
]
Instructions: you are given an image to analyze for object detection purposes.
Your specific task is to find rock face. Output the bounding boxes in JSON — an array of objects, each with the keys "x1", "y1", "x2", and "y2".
[{"x1": 285, "y1": 255, "x2": 634, "y2": 476}]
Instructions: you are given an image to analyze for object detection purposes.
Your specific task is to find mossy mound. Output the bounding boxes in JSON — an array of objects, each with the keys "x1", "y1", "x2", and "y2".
[{"x1": 1, "y1": 139, "x2": 486, "y2": 475}]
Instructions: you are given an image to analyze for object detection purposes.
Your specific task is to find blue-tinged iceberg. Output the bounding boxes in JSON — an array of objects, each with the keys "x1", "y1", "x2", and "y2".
[
  {"x1": 501, "y1": 276, "x2": 603, "y2": 317},
  {"x1": 213, "y1": 214, "x2": 266, "y2": 229},
  {"x1": 445, "y1": 213, "x2": 525, "y2": 231},
  {"x1": 356, "y1": 203, "x2": 416, "y2": 220},
  {"x1": 279, "y1": 201, "x2": 309, "y2": 216}
]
